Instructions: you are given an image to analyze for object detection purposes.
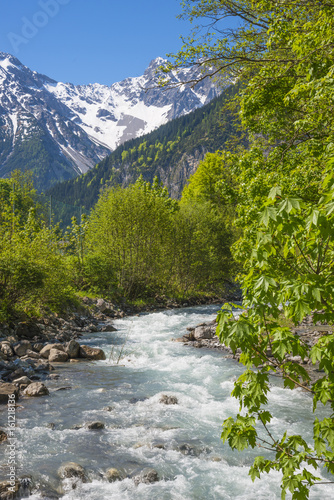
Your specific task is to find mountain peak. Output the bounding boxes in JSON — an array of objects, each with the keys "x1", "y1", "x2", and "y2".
[
  {"x1": 0, "y1": 54, "x2": 223, "y2": 190},
  {"x1": 0, "y1": 52, "x2": 24, "y2": 70}
]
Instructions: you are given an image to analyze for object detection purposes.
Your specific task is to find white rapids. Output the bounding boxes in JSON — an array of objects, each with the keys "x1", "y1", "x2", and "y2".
[{"x1": 2, "y1": 305, "x2": 333, "y2": 499}]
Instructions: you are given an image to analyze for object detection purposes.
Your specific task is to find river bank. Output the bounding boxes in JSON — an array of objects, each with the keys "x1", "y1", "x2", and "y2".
[
  {"x1": 0, "y1": 292, "x2": 237, "y2": 400},
  {"x1": 177, "y1": 314, "x2": 330, "y2": 385}
]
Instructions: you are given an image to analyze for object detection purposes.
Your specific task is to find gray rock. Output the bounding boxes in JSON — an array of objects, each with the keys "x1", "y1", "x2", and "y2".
[
  {"x1": 159, "y1": 394, "x2": 178, "y2": 405},
  {"x1": 133, "y1": 468, "x2": 159, "y2": 485},
  {"x1": 23, "y1": 350, "x2": 41, "y2": 359},
  {"x1": 0, "y1": 430, "x2": 7, "y2": 443},
  {"x1": 48, "y1": 349, "x2": 68, "y2": 363},
  {"x1": 58, "y1": 462, "x2": 87, "y2": 482},
  {"x1": 0, "y1": 383, "x2": 18, "y2": 404},
  {"x1": 0, "y1": 479, "x2": 21, "y2": 499},
  {"x1": 40, "y1": 344, "x2": 64, "y2": 359},
  {"x1": 0, "y1": 342, "x2": 14, "y2": 358},
  {"x1": 193, "y1": 325, "x2": 216, "y2": 340},
  {"x1": 65, "y1": 340, "x2": 80, "y2": 359},
  {"x1": 32, "y1": 359, "x2": 51, "y2": 372},
  {"x1": 7, "y1": 368, "x2": 25, "y2": 381},
  {"x1": 86, "y1": 421, "x2": 105, "y2": 430},
  {"x1": 15, "y1": 322, "x2": 41, "y2": 339},
  {"x1": 13, "y1": 376, "x2": 32, "y2": 386},
  {"x1": 13, "y1": 340, "x2": 32, "y2": 357},
  {"x1": 24, "y1": 382, "x2": 49, "y2": 397},
  {"x1": 105, "y1": 468, "x2": 122, "y2": 482},
  {"x1": 96, "y1": 298, "x2": 108, "y2": 312},
  {"x1": 79, "y1": 345, "x2": 106, "y2": 360},
  {"x1": 178, "y1": 443, "x2": 196, "y2": 455},
  {"x1": 33, "y1": 343, "x2": 44, "y2": 352}
]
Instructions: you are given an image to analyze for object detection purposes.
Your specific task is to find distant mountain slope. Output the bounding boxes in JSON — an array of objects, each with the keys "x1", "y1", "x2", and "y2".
[
  {"x1": 48, "y1": 83, "x2": 244, "y2": 213},
  {"x1": 0, "y1": 52, "x2": 222, "y2": 190},
  {"x1": 46, "y1": 57, "x2": 223, "y2": 151}
]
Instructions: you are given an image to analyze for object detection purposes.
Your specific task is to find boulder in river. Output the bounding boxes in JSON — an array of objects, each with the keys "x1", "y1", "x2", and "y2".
[
  {"x1": 13, "y1": 376, "x2": 32, "y2": 386},
  {"x1": 0, "y1": 479, "x2": 21, "y2": 499},
  {"x1": 105, "y1": 468, "x2": 122, "y2": 482},
  {"x1": 79, "y1": 345, "x2": 106, "y2": 360},
  {"x1": 159, "y1": 394, "x2": 178, "y2": 405},
  {"x1": 193, "y1": 325, "x2": 216, "y2": 340},
  {"x1": 86, "y1": 421, "x2": 105, "y2": 430},
  {"x1": 58, "y1": 462, "x2": 87, "y2": 482},
  {"x1": 65, "y1": 340, "x2": 80, "y2": 359},
  {"x1": 24, "y1": 382, "x2": 49, "y2": 397},
  {"x1": 0, "y1": 430, "x2": 7, "y2": 443},
  {"x1": 48, "y1": 349, "x2": 68, "y2": 363},
  {"x1": 133, "y1": 468, "x2": 159, "y2": 485},
  {"x1": 40, "y1": 344, "x2": 64, "y2": 359}
]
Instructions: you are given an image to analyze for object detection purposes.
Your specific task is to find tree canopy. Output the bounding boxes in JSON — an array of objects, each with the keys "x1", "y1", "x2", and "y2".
[{"x1": 168, "y1": 0, "x2": 334, "y2": 497}]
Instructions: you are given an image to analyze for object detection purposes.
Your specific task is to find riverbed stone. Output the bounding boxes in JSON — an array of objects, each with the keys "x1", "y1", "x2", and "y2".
[
  {"x1": 65, "y1": 340, "x2": 80, "y2": 359},
  {"x1": 159, "y1": 394, "x2": 178, "y2": 405},
  {"x1": 24, "y1": 382, "x2": 49, "y2": 397},
  {"x1": 23, "y1": 350, "x2": 41, "y2": 359},
  {"x1": 7, "y1": 368, "x2": 25, "y2": 381},
  {"x1": 133, "y1": 468, "x2": 159, "y2": 485},
  {"x1": 32, "y1": 343, "x2": 44, "y2": 353},
  {"x1": 40, "y1": 344, "x2": 64, "y2": 359},
  {"x1": 58, "y1": 462, "x2": 87, "y2": 482},
  {"x1": 105, "y1": 468, "x2": 122, "y2": 482},
  {"x1": 0, "y1": 430, "x2": 7, "y2": 443},
  {"x1": 79, "y1": 345, "x2": 106, "y2": 360},
  {"x1": 96, "y1": 298, "x2": 108, "y2": 312},
  {"x1": 13, "y1": 376, "x2": 32, "y2": 386},
  {"x1": 13, "y1": 340, "x2": 32, "y2": 357},
  {"x1": 193, "y1": 325, "x2": 216, "y2": 340},
  {"x1": 0, "y1": 479, "x2": 21, "y2": 499},
  {"x1": 33, "y1": 359, "x2": 52, "y2": 372},
  {"x1": 48, "y1": 349, "x2": 68, "y2": 363},
  {"x1": 0, "y1": 383, "x2": 18, "y2": 404},
  {"x1": 86, "y1": 421, "x2": 105, "y2": 430},
  {"x1": 0, "y1": 343, "x2": 14, "y2": 358}
]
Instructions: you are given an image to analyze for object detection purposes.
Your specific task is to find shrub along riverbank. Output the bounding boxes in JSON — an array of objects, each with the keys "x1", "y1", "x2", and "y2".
[{"x1": 0, "y1": 169, "x2": 238, "y2": 324}]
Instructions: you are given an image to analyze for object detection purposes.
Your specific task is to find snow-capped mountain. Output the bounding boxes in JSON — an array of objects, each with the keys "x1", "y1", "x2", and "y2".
[{"x1": 0, "y1": 52, "x2": 222, "y2": 190}]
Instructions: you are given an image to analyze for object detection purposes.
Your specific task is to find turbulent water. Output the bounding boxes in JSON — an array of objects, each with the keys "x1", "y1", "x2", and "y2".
[{"x1": 2, "y1": 305, "x2": 333, "y2": 499}]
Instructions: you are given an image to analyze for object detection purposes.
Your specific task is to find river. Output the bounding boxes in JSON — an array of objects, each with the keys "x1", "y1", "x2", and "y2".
[{"x1": 4, "y1": 305, "x2": 334, "y2": 499}]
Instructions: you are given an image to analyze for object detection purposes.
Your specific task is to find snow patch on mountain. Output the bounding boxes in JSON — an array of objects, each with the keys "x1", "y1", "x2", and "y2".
[{"x1": 0, "y1": 52, "x2": 223, "y2": 189}]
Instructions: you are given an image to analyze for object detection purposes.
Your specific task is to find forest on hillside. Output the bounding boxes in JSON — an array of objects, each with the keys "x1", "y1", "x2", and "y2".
[
  {"x1": 0, "y1": 153, "x2": 236, "y2": 322},
  {"x1": 47, "y1": 83, "x2": 245, "y2": 220}
]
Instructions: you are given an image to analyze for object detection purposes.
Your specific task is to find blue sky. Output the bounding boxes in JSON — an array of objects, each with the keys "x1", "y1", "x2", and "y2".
[{"x1": 0, "y1": 0, "x2": 193, "y2": 85}]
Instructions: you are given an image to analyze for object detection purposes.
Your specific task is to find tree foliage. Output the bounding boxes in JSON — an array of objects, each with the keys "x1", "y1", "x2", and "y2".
[
  {"x1": 170, "y1": 0, "x2": 334, "y2": 497},
  {"x1": 84, "y1": 176, "x2": 234, "y2": 299},
  {"x1": 0, "y1": 172, "x2": 76, "y2": 320}
]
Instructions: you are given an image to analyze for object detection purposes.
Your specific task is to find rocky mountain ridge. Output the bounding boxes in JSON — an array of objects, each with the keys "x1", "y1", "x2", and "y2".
[{"x1": 0, "y1": 52, "x2": 222, "y2": 190}]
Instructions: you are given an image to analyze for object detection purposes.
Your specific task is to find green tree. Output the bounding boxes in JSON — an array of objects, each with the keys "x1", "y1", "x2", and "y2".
[
  {"x1": 167, "y1": 0, "x2": 334, "y2": 497},
  {"x1": 0, "y1": 171, "x2": 76, "y2": 320},
  {"x1": 218, "y1": 175, "x2": 334, "y2": 498},
  {"x1": 85, "y1": 178, "x2": 175, "y2": 298}
]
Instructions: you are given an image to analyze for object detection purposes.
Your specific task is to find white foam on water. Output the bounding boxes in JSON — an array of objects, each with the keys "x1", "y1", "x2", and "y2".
[{"x1": 5, "y1": 306, "x2": 334, "y2": 499}]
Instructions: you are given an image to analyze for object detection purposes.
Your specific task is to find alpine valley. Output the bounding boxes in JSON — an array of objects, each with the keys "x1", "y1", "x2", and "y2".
[{"x1": 0, "y1": 52, "x2": 223, "y2": 191}]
